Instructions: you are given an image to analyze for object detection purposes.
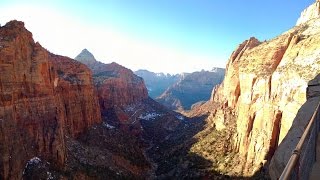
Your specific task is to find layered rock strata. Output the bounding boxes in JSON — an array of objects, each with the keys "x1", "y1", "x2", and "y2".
[
  {"x1": 75, "y1": 49, "x2": 148, "y2": 110},
  {"x1": 49, "y1": 53, "x2": 101, "y2": 137},
  {"x1": 0, "y1": 21, "x2": 101, "y2": 179},
  {"x1": 207, "y1": 1, "x2": 320, "y2": 175},
  {"x1": 269, "y1": 74, "x2": 320, "y2": 179}
]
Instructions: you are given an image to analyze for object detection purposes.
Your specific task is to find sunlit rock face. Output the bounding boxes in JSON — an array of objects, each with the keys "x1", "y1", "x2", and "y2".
[
  {"x1": 269, "y1": 74, "x2": 320, "y2": 179},
  {"x1": 296, "y1": 0, "x2": 320, "y2": 26},
  {"x1": 93, "y1": 62, "x2": 148, "y2": 110},
  {"x1": 75, "y1": 49, "x2": 148, "y2": 135},
  {"x1": 208, "y1": 2, "x2": 320, "y2": 175},
  {"x1": 75, "y1": 49, "x2": 148, "y2": 110},
  {"x1": 0, "y1": 20, "x2": 101, "y2": 179}
]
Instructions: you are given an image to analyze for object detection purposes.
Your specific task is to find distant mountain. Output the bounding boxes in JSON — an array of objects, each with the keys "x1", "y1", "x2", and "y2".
[
  {"x1": 74, "y1": 49, "x2": 110, "y2": 73},
  {"x1": 74, "y1": 48, "x2": 96, "y2": 63},
  {"x1": 156, "y1": 68, "x2": 225, "y2": 111},
  {"x1": 134, "y1": 70, "x2": 182, "y2": 98},
  {"x1": 75, "y1": 49, "x2": 149, "y2": 110}
]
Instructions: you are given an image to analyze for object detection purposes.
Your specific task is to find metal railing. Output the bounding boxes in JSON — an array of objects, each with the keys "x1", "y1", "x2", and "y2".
[{"x1": 279, "y1": 101, "x2": 320, "y2": 180}]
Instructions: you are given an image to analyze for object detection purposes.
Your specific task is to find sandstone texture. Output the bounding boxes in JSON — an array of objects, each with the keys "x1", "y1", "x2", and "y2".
[
  {"x1": 206, "y1": 1, "x2": 320, "y2": 175},
  {"x1": 0, "y1": 20, "x2": 183, "y2": 180},
  {"x1": 49, "y1": 53, "x2": 101, "y2": 137},
  {"x1": 75, "y1": 49, "x2": 148, "y2": 110},
  {"x1": 94, "y1": 62, "x2": 148, "y2": 110},
  {"x1": 75, "y1": 49, "x2": 148, "y2": 134},
  {"x1": 0, "y1": 21, "x2": 101, "y2": 179},
  {"x1": 269, "y1": 80, "x2": 320, "y2": 179}
]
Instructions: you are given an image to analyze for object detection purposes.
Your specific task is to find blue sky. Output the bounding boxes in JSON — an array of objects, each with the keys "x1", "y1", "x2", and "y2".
[{"x1": 0, "y1": 0, "x2": 315, "y2": 73}]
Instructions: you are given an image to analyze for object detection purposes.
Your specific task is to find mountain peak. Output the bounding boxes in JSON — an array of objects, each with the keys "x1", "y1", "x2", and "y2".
[
  {"x1": 75, "y1": 48, "x2": 97, "y2": 63},
  {"x1": 4, "y1": 20, "x2": 25, "y2": 28},
  {"x1": 1, "y1": 20, "x2": 33, "y2": 39}
]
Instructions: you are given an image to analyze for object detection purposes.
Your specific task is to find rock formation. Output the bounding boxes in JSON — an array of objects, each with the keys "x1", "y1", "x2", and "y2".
[
  {"x1": 94, "y1": 62, "x2": 148, "y2": 110},
  {"x1": 204, "y1": 0, "x2": 320, "y2": 175},
  {"x1": 0, "y1": 20, "x2": 101, "y2": 179},
  {"x1": 74, "y1": 48, "x2": 106, "y2": 73},
  {"x1": 49, "y1": 53, "x2": 101, "y2": 137},
  {"x1": 75, "y1": 49, "x2": 148, "y2": 110},
  {"x1": 157, "y1": 69, "x2": 225, "y2": 111},
  {"x1": 269, "y1": 74, "x2": 320, "y2": 179},
  {"x1": 2, "y1": 1, "x2": 319, "y2": 178},
  {"x1": 75, "y1": 49, "x2": 148, "y2": 134},
  {"x1": 0, "y1": 20, "x2": 184, "y2": 180}
]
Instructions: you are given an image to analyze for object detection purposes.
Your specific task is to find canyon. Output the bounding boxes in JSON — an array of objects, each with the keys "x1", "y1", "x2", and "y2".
[
  {"x1": 75, "y1": 49, "x2": 148, "y2": 111},
  {"x1": 140, "y1": 0, "x2": 320, "y2": 178},
  {"x1": 135, "y1": 68, "x2": 225, "y2": 111},
  {"x1": 0, "y1": 20, "x2": 183, "y2": 179},
  {"x1": 1, "y1": 0, "x2": 320, "y2": 179}
]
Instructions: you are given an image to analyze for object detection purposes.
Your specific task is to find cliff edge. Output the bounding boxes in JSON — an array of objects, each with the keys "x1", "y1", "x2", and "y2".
[
  {"x1": 0, "y1": 20, "x2": 101, "y2": 179},
  {"x1": 200, "y1": 0, "x2": 320, "y2": 175}
]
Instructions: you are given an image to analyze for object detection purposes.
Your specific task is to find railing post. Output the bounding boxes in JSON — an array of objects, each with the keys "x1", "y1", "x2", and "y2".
[{"x1": 296, "y1": 156, "x2": 300, "y2": 180}]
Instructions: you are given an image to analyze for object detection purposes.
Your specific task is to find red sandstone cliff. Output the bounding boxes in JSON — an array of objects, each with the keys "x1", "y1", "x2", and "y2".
[
  {"x1": 49, "y1": 53, "x2": 101, "y2": 137},
  {"x1": 75, "y1": 49, "x2": 148, "y2": 110},
  {"x1": 0, "y1": 20, "x2": 101, "y2": 179},
  {"x1": 94, "y1": 62, "x2": 148, "y2": 110}
]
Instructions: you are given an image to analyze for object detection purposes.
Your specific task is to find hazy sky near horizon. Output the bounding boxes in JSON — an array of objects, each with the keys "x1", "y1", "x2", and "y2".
[{"x1": 0, "y1": 0, "x2": 314, "y2": 74}]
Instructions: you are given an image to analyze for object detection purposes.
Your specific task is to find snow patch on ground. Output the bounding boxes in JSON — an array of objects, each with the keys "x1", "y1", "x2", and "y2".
[
  {"x1": 27, "y1": 157, "x2": 41, "y2": 165},
  {"x1": 125, "y1": 105, "x2": 135, "y2": 112},
  {"x1": 176, "y1": 115, "x2": 185, "y2": 120},
  {"x1": 23, "y1": 157, "x2": 41, "y2": 175},
  {"x1": 124, "y1": 102, "x2": 144, "y2": 113},
  {"x1": 47, "y1": 171, "x2": 54, "y2": 180},
  {"x1": 103, "y1": 122, "x2": 115, "y2": 129},
  {"x1": 139, "y1": 112, "x2": 162, "y2": 120}
]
